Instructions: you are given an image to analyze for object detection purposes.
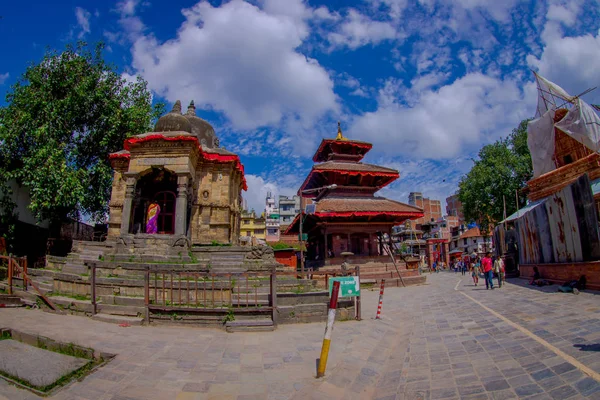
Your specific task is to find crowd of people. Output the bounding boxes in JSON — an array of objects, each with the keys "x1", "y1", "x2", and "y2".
[{"x1": 450, "y1": 252, "x2": 505, "y2": 289}]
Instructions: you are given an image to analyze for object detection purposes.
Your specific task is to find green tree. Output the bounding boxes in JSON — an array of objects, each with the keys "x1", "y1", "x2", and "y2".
[
  {"x1": 0, "y1": 42, "x2": 164, "y2": 224},
  {"x1": 458, "y1": 119, "x2": 532, "y2": 234}
]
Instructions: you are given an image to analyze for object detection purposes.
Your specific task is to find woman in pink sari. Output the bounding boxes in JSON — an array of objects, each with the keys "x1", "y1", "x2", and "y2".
[{"x1": 146, "y1": 203, "x2": 161, "y2": 234}]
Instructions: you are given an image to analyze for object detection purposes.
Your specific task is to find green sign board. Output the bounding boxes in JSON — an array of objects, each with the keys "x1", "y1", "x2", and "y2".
[
  {"x1": 298, "y1": 233, "x2": 308, "y2": 241},
  {"x1": 328, "y1": 276, "x2": 360, "y2": 298}
]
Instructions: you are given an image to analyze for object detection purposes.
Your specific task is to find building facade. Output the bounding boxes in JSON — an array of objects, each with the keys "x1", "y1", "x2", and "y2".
[
  {"x1": 445, "y1": 194, "x2": 464, "y2": 222},
  {"x1": 408, "y1": 192, "x2": 442, "y2": 228},
  {"x1": 240, "y1": 210, "x2": 266, "y2": 242},
  {"x1": 449, "y1": 226, "x2": 492, "y2": 256},
  {"x1": 278, "y1": 195, "x2": 300, "y2": 227},
  {"x1": 265, "y1": 192, "x2": 280, "y2": 242}
]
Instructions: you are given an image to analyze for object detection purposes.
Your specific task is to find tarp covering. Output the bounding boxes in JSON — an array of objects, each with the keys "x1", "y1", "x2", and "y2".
[
  {"x1": 528, "y1": 110, "x2": 556, "y2": 178},
  {"x1": 528, "y1": 73, "x2": 600, "y2": 178}
]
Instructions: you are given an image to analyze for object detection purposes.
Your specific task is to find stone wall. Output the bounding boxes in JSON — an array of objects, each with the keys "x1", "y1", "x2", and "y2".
[{"x1": 192, "y1": 162, "x2": 242, "y2": 245}]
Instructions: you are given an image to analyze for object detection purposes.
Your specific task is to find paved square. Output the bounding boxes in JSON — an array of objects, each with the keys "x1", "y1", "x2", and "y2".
[{"x1": 0, "y1": 273, "x2": 599, "y2": 399}]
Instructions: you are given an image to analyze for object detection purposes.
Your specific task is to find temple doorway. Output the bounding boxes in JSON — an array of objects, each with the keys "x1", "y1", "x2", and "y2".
[
  {"x1": 131, "y1": 168, "x2": 177, "y2": 234},
  {"x1": 350, "y1": 233, "x2": 370, "y2": 255}
]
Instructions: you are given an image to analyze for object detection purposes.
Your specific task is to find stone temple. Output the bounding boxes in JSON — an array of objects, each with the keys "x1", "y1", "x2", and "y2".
[{"x1": 107, "y1": 100, "x2": 247, "y2": 250}]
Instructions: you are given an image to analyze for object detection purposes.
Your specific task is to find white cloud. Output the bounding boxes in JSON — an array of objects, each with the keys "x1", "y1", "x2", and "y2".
[
  {"x1": 75, "y1": 7, "x2": 91, "y2": 38},
  {"x1": 0, "y1": 73, "x2": 9, "y2": 85},
  {"x1": 243, "y1": 175, "x2": 297, "y2": 214},
  {"x1": 327, "y1": 9, "x2": 399, "y2": 50},
  {"x1": 368, "y1": 0, "x2": 409, "y2": 20},
  {"x1": 410, "y1": 71, "x2": 451, "y2": 92},
  {"x1": 128, "y1": 0, "x2": 338, "y2": 130},
  {"x1": 527, "y1": 2, "x2": 600, "y2": 104},
  {"x1": 546, "y1": 0, "x2": 583, "y2": 27},
  {"x1": 349, "y1": 73, "x2": 533, "y2": 159}
]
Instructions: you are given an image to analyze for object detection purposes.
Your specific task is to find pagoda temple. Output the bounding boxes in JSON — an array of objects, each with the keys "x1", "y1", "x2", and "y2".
[{"x1": 285, "y1": 124, "x2": 424, "y2": 266}]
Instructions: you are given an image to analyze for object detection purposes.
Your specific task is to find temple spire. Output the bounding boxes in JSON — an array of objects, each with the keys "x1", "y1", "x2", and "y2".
[
  {"x1": 172, "y1": 100, "x2": 182, "y2": 114},
  {"x1": 186, "y1": 100, "x2": 196, "y2": 116},
  {"x1": 336, "y1": 121, "x2": 347, "y2": 141}
]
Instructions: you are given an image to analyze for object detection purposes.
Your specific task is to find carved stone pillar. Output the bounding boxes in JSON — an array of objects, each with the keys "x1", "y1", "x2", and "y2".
[
  {"x1": 175, "y1": 175, "x2": 190, "y2": 236},
  {"x1": 120, "y1": 176, "x2": 137, "y2": 235}
]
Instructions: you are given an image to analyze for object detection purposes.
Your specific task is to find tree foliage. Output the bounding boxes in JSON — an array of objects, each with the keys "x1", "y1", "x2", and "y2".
[
  {"x1": 0, "y1": 42, "x2": 164, "y2": 223},
  {"x1": 458, "y1": 119, "x2": 533, "y2": 234}
]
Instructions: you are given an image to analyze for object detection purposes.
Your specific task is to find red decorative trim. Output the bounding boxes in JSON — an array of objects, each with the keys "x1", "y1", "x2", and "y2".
[
  {"x1": 109, "y1": 153, "x2": 130, "y2": 160},
  {"x1": 124, "y1": 135, "x2": 198, "y2": 150},
  {"x1": 122, "y1": 134, "x2": 247, "y2": 191},
  {"x1": 314, "y1": 169, "x2": 398, "y2": 178},
  {"x1": 299, "y1": 168, "x2": 398, "y2": 194},
  {"x1": 315, "y1": 211, "x2": 423, "y2": 218},
  {"x1": 313, "y1": 139, "x2": 373, "y2": 162}
]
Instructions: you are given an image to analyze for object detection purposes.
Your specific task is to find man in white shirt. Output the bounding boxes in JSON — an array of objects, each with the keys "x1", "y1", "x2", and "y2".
[{"x1": 494, "y1": 256, "x2": 505, "y2": 288}]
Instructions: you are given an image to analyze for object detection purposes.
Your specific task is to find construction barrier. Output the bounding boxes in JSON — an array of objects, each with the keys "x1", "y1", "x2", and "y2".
[
  {"x1": 375, "y1": 279, "x2": 385, "y2": 319},
  {"x1": 316, "y1": 280, "x2": 340, "y2": 378}
]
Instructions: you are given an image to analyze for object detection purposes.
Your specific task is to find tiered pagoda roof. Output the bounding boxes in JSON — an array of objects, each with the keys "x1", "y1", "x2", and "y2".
[{"x1": 285, "y1": 124, "x2": 423, "y2": 234}]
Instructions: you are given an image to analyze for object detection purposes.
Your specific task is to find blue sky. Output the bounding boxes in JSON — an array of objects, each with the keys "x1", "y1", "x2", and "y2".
[{"x1": 1, "y1": 0, "x2": 600, "y2": 214}]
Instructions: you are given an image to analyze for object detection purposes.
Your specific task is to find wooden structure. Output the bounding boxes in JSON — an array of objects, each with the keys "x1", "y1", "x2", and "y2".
[{"x1": 285, "y1": 124, "x2": 423, "y2": 267}]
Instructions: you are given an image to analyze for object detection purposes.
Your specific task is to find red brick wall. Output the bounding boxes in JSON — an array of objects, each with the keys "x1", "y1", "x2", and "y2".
[
  {"x1": 274, "y1": 250, "x2": 297, "y2": 270},
  {"x1": 520, "y1": 262, "x2": 600, "y2": 291}
]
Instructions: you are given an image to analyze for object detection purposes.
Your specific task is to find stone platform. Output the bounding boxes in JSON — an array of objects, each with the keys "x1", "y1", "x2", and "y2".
[
  {"x1": 2, "y1": 273, "x2": 599, "y2": 399},
  {"x1": 0, "y1": 340, "x2": 89, "y2": 389}
]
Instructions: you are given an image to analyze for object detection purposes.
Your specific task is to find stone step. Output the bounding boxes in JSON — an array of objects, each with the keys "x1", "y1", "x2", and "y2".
[
  {"x1": 98, "y1": 295, "x2": 145, "y2": 307},
  {"x1": 97, "y1": 303, "x2": 144, "y2": 317},
  {"x1": 48, "y1": 296, "x2": 94, "y2": 313},
  {"x1": 91, "y1": 313, "x2": 144, "y2": 326},
  {"x1": 62, "y1": 263, "x2": 89, "y2": 275},
  {"x1": 0, "y1": 294, "x2": 24, "y2": 307},
  {"x1": 33, "y1": 282, "x2": 54, "y2": 292},
  {"x1": 27, "y1": 269, "x2": 57, "y2": 278},
  {"x1": 225, "y1": 319, "x2": 274, "y2": 333}
]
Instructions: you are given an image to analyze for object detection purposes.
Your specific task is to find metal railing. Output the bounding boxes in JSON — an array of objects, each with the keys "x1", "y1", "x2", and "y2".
[
  {"x1": 88, "y1": 263, "x2": 277, "y2": 325},
  {"x1": 1, "y1": 254, "x2": 60, "y2": 311}
]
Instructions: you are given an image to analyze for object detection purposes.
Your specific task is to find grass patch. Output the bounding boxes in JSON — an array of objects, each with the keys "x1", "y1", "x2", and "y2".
[{"x1": 0, "y1": 329, "x2": 113, "y2": 395}]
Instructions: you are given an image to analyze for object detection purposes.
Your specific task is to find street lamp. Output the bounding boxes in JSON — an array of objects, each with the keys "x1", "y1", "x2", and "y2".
[{"x1": 299, "y1": 184, "x2": 337, "y2": 278}]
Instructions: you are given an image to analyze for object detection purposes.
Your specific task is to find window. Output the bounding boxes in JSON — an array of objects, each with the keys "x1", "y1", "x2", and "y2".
[
  {"x1": 243, "y1": 220, "x2": 250, "y2": 225},
  {"x1": 563, "y1": 154, "x2": 573, "y2": 165},
  {"x1": 246, "y1": 231, "x2": 251, "y2": 236},
  {"x1": 254, "y1": 229, "x2": 264, "y2": 235},
  {"x1": 463, "y1": 239, "x2": 467, "y2": 245}
]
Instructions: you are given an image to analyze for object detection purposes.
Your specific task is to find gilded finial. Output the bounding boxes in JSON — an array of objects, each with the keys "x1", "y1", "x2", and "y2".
[{"x1": 336, "y1": 121, "x2": 347, "y2": 141}]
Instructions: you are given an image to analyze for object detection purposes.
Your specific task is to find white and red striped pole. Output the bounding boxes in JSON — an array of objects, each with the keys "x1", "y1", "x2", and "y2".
[
  {"x1": 375, "y1": 279, "x2": 385, "y2": 319},
  {"x1": 317, "y1": 280, "x2": 340, "y2": 378}
]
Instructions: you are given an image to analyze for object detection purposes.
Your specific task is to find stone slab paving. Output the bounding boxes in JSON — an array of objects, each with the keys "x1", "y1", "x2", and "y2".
[
  {"x1": 0, "y1": 340, "x2": 89, "y2": 388},
  {"x1": 0, "y1": 272, "x2": 598, "y2": 399}
]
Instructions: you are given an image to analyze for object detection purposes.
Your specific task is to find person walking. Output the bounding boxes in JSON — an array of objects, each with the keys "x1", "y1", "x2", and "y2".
[
  {"x1": 494, "y1": 256, "x2": 505, "y2": 288},
  {"x1": 461, "y1": 260, "x2": 467, "y2": 276},
  {"x1": 471, "y1": 258, "x2": 480, "y2": 286},
  {"x1": 482, "y1": 252, "x2": 494, "y2": 290}
]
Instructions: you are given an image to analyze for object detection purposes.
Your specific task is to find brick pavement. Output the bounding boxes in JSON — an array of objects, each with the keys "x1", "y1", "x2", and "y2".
[{"x1": 0, "y1": 273, "x2": 599, "y2": 399}]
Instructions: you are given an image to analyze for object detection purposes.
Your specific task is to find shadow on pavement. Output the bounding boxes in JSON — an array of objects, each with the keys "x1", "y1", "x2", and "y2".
[
  {"x1": 506, "y1": 278, "x2": 600, "y2": 296},
  {"x1": 574, "y1": 343, "x2": 600, "y2": 352}
]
